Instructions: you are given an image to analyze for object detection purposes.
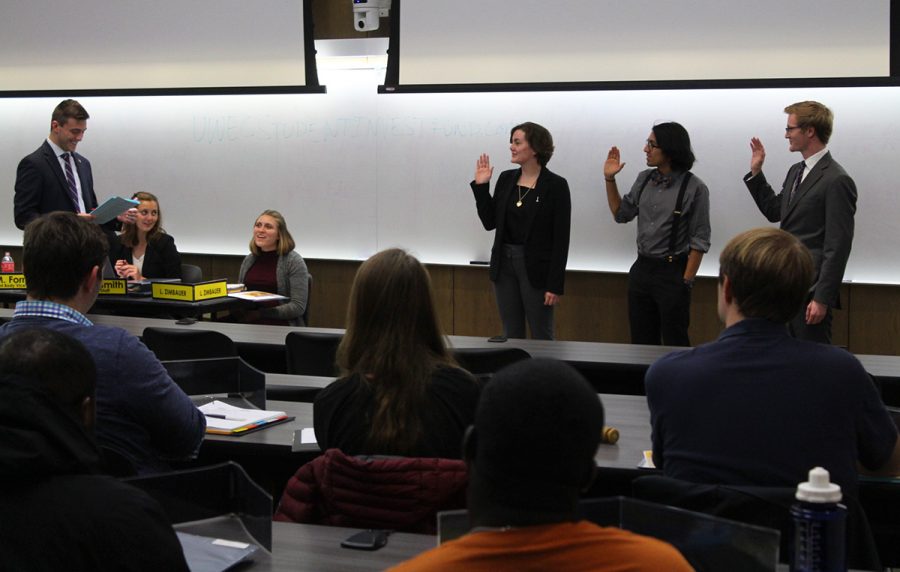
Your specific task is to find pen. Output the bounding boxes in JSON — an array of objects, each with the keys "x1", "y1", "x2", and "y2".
[{"x1": 205, "y1": 413, "x2": 243, "y2": 421}]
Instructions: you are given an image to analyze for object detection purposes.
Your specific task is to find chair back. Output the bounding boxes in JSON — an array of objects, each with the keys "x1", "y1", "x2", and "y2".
[
  {"x1": 180, "y1": 263, "x2": 203, "y2": 283},
  {"x1": 451, "y1": 347, "x2": 531, "y2": 376},
  {"x1": 285, "y1": 330, "x2": 341, "y2": 376},
  {"x1": 162, "y1": 356, "x2": 266, "y2": 409},
  {"x1": 142, "y1": 326, "x2": 236, "y2": 361},
  {"x1": 633, "y1": 474, "x2": 881, "y2": 570},
  {"x1": 126, "y1": 461, "x2": 273, "y2": 550},
  {"x1": 275, "y1": 448, "x2": 467, "y2": 534}
]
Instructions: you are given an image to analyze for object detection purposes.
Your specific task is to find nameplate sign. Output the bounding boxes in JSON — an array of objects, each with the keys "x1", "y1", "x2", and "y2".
[
  {"x1": 0, "y1": 273, "x2": 26, "y2": 289},
  {"x1": 152, "y1": 279, "x2": 227, "y2": 302},
  {"x1": 99, "y1": 279, "x2": 127, "y2": 295}
]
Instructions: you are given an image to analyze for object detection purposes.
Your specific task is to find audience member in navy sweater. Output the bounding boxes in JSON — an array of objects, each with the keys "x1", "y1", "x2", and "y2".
[{"x1": 0, "y1": 212, "x2": 205, "y2": 475}]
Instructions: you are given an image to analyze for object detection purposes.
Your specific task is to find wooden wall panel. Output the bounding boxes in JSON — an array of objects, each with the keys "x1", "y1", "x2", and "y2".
[
  {"x1": 451, "y1": 266, "x2": 503, "y2": 338},
  {"x1": 426, "y1": 264, "x2": 455, "y2": 335},
  {"x1": 5, "y1": 242, "x2": 897, "y2": 355},
  {"x1": 847, "y1": 284, "x2": 900, "y2": 355},
  {"x1": 556, "y1": 271, "x2": 630, "y2": 342},
  {"x1": 304, "y1": 259, "x2": 359, "y2": 328},
  {"x1": 688, "y1": 277, "x2": 723, "y2": 346}
]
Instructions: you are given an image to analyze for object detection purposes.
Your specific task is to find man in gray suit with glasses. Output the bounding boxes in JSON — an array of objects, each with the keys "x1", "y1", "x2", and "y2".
[{"x1": 744, "y1": 100, "x2": 857, "y2": 344}]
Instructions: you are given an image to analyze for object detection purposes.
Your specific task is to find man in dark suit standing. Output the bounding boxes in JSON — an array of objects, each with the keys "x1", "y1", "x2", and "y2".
[
  {"x1": 744, "y1": 100, "x2": 856, "y2": 343},
  {"x1": 13, "y1": 99, "x2": 134, "y2": 231}
]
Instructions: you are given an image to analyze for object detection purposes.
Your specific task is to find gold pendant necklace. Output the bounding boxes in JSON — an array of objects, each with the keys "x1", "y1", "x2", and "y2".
[{"x1": 516, "y1": 183, "x2": 534, "y2": 207}]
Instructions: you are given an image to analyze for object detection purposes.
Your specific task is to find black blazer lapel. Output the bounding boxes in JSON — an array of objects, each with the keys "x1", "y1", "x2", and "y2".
[{"x1": 41, "y1": 142, "x2": 71, "y2": 197}]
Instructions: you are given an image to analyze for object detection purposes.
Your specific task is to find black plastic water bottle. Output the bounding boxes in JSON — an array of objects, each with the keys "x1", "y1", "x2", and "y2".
[{"x1": 790, "y1": 466, "x2": 846, "y2": 572}]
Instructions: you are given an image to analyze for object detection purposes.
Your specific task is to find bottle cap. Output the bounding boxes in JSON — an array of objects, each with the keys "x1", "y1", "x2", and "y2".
[{"x1": 796, "y1": 466, "x2": 841, "y2": 503}]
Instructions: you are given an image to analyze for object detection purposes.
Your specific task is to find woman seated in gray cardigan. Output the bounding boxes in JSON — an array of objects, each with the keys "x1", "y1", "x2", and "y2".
[{"x1": 236, "y1": 209, "x2": 309, "y2": 326}]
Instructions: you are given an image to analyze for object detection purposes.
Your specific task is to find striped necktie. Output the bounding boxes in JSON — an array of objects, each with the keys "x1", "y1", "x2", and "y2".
[
  {"x1": 789, "y1": 161, "x2": 806, "y2": 205},
  {"x1": 60, "y1": 152, "x2": 81, "y2": 213}
]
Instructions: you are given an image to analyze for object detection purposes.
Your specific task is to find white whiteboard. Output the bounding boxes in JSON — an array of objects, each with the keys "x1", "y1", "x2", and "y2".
[
  {"x1": 2, "y1": 71, "x2": 899, "y2": 283},
  {"x1": 0, "y1": 0, "x2": 308, "y2": 91},
  {"x1": 398, "y1": 0, "x2": 889, "y2": 84}
]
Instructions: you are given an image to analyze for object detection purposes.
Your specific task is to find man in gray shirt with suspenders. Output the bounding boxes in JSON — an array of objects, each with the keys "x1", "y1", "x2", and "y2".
[{"x1": 603, "y1": 122, "x2": 711, "y2": 347}]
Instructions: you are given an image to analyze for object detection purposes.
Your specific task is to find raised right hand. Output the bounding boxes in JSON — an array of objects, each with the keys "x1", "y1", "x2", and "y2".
[
  {"x1": 749, "y1": 137, "x2": 766, "y2": 175},
  {"x1": 604, "y1": 147, "x2": 626, "y2": 180},
  {"x1": 474, "y1": 153, "x2": 493, "y2": 185}
]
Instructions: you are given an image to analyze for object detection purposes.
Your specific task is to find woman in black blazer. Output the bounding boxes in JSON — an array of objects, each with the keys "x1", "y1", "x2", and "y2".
[
  {"x1": 470, "y1": 122, "x2": 571, "y2": 340},
  {"x1": 111, "y1": 191, "x2": 181, "y2": 280}
]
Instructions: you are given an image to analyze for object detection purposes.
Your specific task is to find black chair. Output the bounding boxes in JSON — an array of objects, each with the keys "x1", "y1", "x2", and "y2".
[
  {"x1": 451, "y1": 347, "x2": 531, "y2": 376},
  {"x1": 142, "y1": 327, "x2": 237, "y2": 361},
  {"x1": 180, "y1": 263, "x2": 203, "y2": 283},
  {"x1": 633, "y1": 474, "x2": 881, "y2": 570},
  {"x1": 162, "y1": 356, "x2": 266, "y2": 409},
  {"x1": 284, "y1": 331, "x2": 341, "y2": 376}
]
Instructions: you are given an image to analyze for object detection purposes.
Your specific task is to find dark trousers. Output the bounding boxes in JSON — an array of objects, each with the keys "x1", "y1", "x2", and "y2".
[
  {"x1": 788, "y1": 298, "x2": 833, "y2": 344},
  {"x1": 493, "y1": 244, "x2": 554, "y2": 340},
  {"x1": 628, "y1": 256, "x2": 691, "y2": 346}
]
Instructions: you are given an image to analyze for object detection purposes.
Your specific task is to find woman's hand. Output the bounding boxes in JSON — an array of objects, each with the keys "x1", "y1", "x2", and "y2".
[
  {"x1": 544, "y1": 292, "x2": 560, "y2": 306},
  {"x1": 115, "y1": 260, "x2": 141, "y2": 281},
  {"x1": 117, "y1": 208, "x2": 138, "y2": 225},
  {"x1": 604, "y1": 146, "x2": 626, "y2": 180},
  {"x1": 474, "y1": 153, "x2": 494, "y2": 185}
]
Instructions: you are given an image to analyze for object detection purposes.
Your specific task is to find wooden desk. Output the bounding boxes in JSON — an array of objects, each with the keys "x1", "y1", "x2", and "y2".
[
  {"x1": 266, "y1": 522, "x2": 434, "y2": 572},
  {"x1": 199, "y1": 395, "x2": 650, "y2": 472},
  {"x1": 3, "y1": 307, "x2": 899, "y2": 388},
  {"x1": 195, "y1": 392, "x2": 652, "y2": 504},
  {"x1": 0, "y1": 290, "x2": 240, "y2": 319}
]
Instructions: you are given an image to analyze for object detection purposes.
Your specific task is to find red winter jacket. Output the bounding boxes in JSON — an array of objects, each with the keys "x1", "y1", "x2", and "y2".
[{"x1": 275, "y1": 448, "x2": 468, "y2": 534}]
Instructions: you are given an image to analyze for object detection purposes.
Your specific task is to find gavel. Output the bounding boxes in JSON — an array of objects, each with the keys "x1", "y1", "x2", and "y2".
[{"x1": 601, "y1": 426, "x2": 619, "y2": 445}]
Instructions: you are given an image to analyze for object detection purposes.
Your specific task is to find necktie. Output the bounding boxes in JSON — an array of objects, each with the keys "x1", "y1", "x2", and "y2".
[
  {"x1": 789, "y1": 161, "x2": 806, "y2": 205},
  {"x1": 60, "y1": 152, "x2": 81, "y2": 213}
]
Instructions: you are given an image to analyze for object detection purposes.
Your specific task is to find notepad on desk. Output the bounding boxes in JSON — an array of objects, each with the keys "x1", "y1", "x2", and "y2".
[{"x1": 200, "y1": 400, "x2": 291, "y2": 435}]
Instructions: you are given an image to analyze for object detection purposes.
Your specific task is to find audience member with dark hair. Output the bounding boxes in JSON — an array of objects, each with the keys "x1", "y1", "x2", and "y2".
[
  {"x1": 470, "y1": 121, "x2": 572, "y2": 340},
  {"x1": 314, "y1": 248, "x2": 480, "y2": 458},
  {"x1": 236, "y1": 209, "x2": 310, "y2": 326},
  {"x1": 603, "y1": 122, "x2": 711, "y2": 347},
  {"x1": 0, "y1": 212, "x2": 205, "y2": 475},
  {"x1": 0, "y1": 328, "x2": 189, "y2": 572},
  {"x1": 390, "y1": 358, "x2": 692, "y2": 571},
  {"x1": 13, "y1": 98, "x2": 136, "y2": 231},
  {"x1": 111, "y1": 191, "x2": 182, "y2": 280},
  {"x1": 646, "y1": 227, "x2": 900, "y2": 495}
]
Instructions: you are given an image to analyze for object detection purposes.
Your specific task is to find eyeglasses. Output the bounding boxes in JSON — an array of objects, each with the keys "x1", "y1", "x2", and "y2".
[
  {"x1": 645, "y1": 140, "x2": 660, "y2": 149},
  {"x1": 785, "y1": 125, "x2": 804, "y2": 133}
]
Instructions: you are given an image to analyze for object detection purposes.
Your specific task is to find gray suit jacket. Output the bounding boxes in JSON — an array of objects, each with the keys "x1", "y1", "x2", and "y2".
[{"x1": 744, "y1": 151, "x2": 857, "y2": 308}]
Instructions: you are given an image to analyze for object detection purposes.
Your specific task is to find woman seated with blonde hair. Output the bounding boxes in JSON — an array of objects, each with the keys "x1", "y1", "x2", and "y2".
[
  {"x1": 237, "y1": 210, "x2": 309, "y2": 326},
  {"x1": 314, "y1": 248, "x2": 481, "y2": 458}
]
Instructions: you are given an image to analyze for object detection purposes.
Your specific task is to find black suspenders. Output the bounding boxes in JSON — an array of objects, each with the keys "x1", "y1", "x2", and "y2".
[{"x1": 635, "y1": 170, "x2": 693, "y2": 262}]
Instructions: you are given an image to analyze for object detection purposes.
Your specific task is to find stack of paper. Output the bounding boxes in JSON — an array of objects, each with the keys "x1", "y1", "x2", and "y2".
[{"x1": 199, "y1": 400, "x2": 289, "y2": 435}]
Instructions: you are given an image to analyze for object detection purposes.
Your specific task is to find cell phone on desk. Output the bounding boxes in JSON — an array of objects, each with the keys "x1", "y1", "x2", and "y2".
[{"x1": 340, "y1": 529, "x2": 390, "y2": 551}]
